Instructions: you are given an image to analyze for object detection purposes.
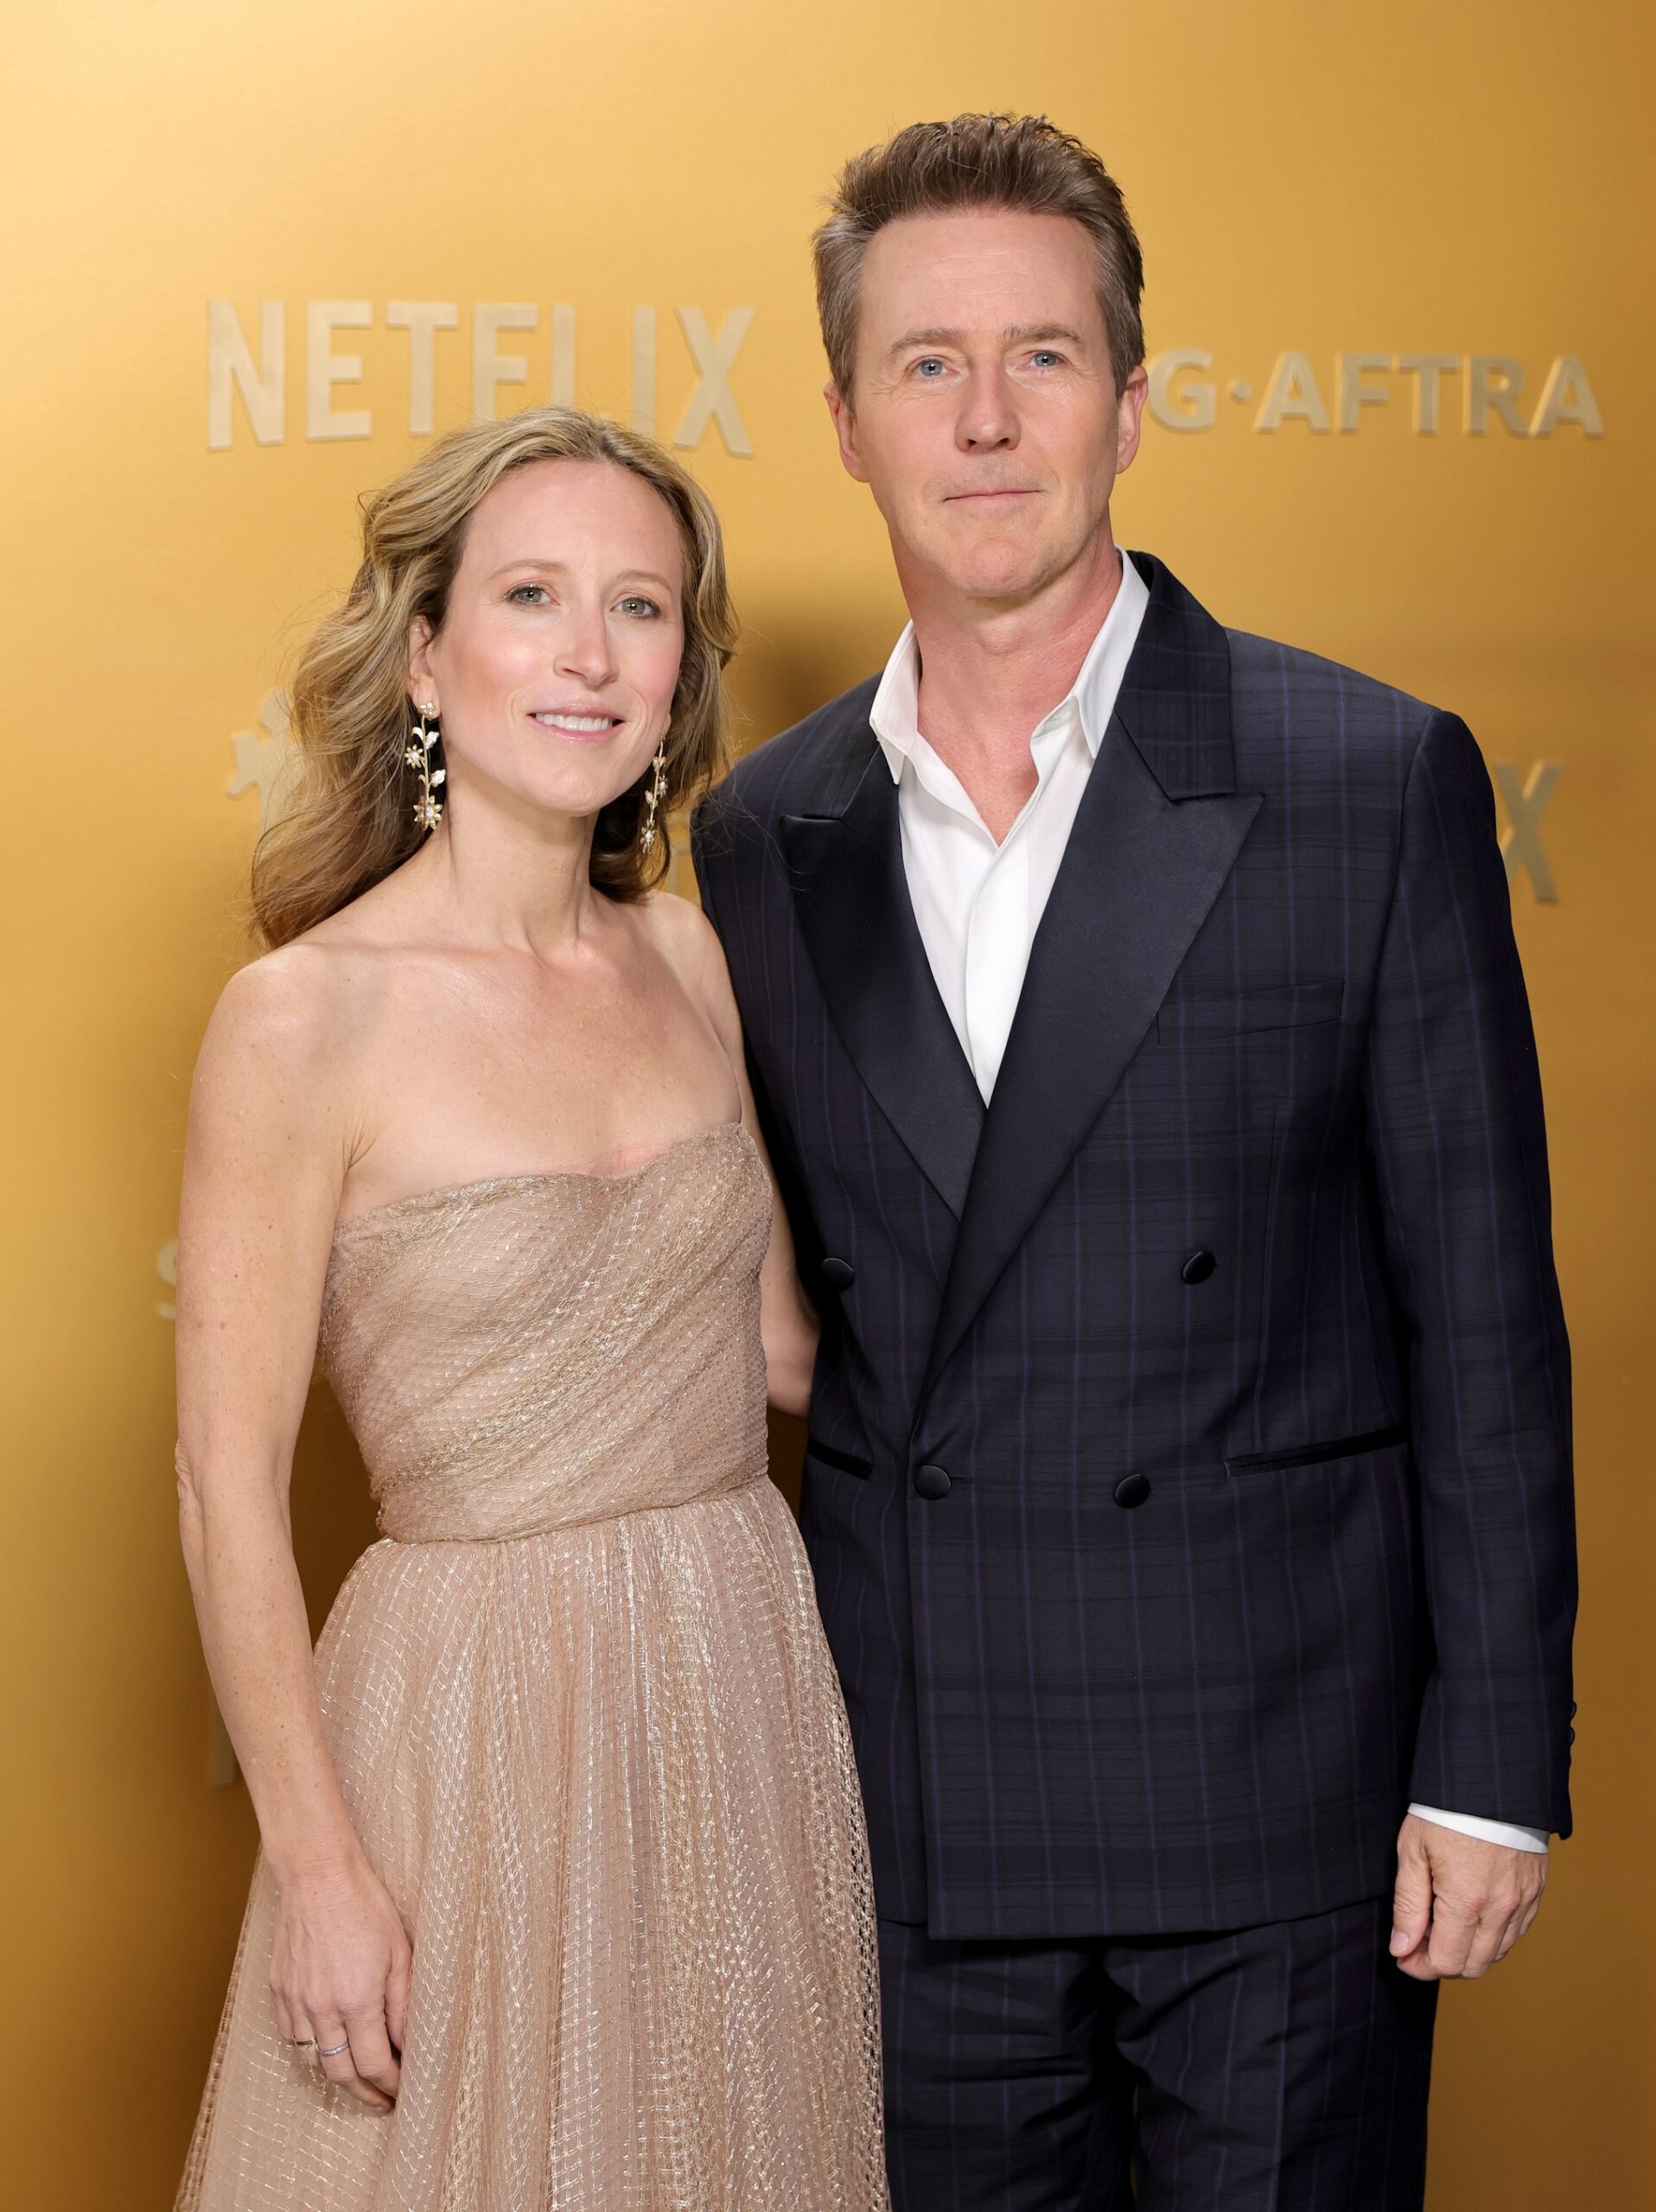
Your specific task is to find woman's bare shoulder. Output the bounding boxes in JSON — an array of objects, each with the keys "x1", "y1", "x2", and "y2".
[
  {"x1": 196, "y1": 934, "x2": 401, "y2": 1113},
  {"x1": 634, "y1": 885, "x2": 723, "y2": 966},
  {"x1": 206, "y1": 862, "x2": 430, "y2": 1054},
  {"x1": 635, "y1": 887, "x2": 734, "y2": 1001}
]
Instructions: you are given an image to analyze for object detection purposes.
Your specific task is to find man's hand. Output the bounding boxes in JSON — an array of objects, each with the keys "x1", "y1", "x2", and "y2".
[{"x1": 1390, "y1": 1813, "x2": 1547, "y2": 1980}]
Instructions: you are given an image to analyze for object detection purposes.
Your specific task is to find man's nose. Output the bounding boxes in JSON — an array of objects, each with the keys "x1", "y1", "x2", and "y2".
[{"x1": 956, "y1": 365, "x2": 1021, "y2": 451}]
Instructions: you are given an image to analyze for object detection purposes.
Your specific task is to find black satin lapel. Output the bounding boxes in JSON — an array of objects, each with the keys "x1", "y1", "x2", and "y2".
[
  {"x1": 920, "y1": 715, "x2": 1262, "y2": 1401},
  {"x1": 780, "y1": 753, "x2": 984, "y2": 1219}
]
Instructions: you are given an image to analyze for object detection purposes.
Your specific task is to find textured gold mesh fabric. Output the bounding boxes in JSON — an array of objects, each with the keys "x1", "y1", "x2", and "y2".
[{"x1": 176, "y1": 1123, "x2": 888, "y2": 2210}]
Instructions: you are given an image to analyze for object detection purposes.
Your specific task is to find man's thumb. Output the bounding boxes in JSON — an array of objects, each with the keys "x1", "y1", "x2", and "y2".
[{"x1": 1391, "y1": 1837, "x2": 1434, "y2": 1955}]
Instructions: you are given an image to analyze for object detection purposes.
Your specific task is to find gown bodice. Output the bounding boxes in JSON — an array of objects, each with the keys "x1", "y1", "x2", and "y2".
[{"x1": 317, "y1": 1121, "x2": 772, "y2": 1543}]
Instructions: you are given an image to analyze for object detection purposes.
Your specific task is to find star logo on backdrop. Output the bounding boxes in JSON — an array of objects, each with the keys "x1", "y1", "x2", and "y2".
[{"x1": 226, "y1": 690, "x2": 300, "y2": 831}]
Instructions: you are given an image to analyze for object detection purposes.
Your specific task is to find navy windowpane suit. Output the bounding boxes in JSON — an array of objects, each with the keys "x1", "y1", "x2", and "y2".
[{"x1": 691, "y1": 557, "x2": 1575, "y2": 2208}]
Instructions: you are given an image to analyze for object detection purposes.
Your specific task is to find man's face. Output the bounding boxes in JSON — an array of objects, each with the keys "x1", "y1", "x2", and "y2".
[{"x1": 827, "y1": 207, "x2": 1146, "y2": 607}]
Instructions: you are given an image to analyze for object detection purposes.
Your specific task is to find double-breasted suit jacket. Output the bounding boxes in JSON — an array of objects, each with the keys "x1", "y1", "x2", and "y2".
[{"x1": 691, "y1": 554, "x2": 1576, "y2": 1941}]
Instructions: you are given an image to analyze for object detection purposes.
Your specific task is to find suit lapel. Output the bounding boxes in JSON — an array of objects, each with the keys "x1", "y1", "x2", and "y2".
[
  {"x1": 780, "y1": 729, "x2": 984, "y2": 1219},
  {"x1": 920, "y1": 556, "x2": 1262, "y2": 1402}
]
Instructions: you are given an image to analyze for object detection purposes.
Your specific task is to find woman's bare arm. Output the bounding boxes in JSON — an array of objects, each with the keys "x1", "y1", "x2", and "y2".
[
  {"x1": 660, "y1": 897, "x2": 819, "y2": 1417},
  {"x1": 175, "y1": 951, "x2": 409, "y2": 2109},
  {"x1": 738, "y1": 1058, "x2": 821, "y2": 1420}
]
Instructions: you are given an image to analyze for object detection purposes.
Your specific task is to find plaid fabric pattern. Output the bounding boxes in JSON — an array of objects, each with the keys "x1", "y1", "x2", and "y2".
[{"x1": 691, "y1": 554, "x2": 1575, "y2": 1941}]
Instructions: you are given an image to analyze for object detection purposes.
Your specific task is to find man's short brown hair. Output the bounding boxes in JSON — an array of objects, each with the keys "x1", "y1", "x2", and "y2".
[{"x1": 813, "y1": 112, "x2": 1145, "y2": 401}]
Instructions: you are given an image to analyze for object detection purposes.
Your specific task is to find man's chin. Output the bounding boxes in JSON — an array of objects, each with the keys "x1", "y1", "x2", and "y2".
[
  {"x1": 949, "y1": 556, "x2": 1059, "y2": 606},
  {"x1": 923, "y1": 518, "x2": 1092, "y2": 605}
]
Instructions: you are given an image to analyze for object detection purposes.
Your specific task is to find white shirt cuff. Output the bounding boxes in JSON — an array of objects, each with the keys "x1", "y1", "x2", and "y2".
[{"x1": 1408, "y1": 1802, "x2": 1549, "y2": 1853}]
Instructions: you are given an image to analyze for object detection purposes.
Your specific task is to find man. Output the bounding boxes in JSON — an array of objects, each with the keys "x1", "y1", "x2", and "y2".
[{"x1": 692, "y1": 113, "x2": 1575, "y2": 2209}]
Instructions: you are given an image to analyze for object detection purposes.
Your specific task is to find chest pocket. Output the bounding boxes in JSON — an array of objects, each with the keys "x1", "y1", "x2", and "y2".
[{"x1": 1155, "y1": 977, "x2": 1346, "y2": 1040}]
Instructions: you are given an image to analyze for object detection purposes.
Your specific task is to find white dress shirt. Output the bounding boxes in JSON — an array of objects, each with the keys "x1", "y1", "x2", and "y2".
[
  {"x1": 869, "y1": 550, "x2": 1547, "y2": 1859},
  {"x1": 870, "y1": 549, "x2": 1150, "y2": 1100}
]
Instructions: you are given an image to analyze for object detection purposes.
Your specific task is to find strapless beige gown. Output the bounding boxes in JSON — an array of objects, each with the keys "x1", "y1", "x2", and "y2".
[{"x1": 176, "y1": 1122, "x2": 888, "y2": 2210}]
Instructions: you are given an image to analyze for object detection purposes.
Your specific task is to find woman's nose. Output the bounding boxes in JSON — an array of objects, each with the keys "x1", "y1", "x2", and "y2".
[{"x1": 555, "y1": 606, "x2": 618, "y2": 687}]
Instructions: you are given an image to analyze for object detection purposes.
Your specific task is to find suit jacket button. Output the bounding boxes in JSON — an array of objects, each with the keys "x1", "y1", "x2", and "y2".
[
  {"x1": 820, "y1": 1256, "x2": 855, "y2": 1291},
  {"x1": 914, "y1": 1463, "x2": 952, "y2": 1500},
  {"x1": 1181, "y1": 1249, "x2": 1217, "y2": 1284},
  {"x1": 1113, "y1": 1473, "x2": 1151, "y2": 1509}
]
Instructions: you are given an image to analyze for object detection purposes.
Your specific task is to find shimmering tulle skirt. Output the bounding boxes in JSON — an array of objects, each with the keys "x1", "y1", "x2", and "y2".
[{"x1": 175, "y1": 1479, "x2": 889, "y2": 2209}]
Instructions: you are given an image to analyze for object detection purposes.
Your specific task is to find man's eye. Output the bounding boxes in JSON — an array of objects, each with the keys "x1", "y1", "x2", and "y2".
[
  {"x1": 1029, "y1": 351, "x2": 1063, "y2": 369},
  {"x1": 913, "y1": 358, "x2": 947, "y2": 378}
]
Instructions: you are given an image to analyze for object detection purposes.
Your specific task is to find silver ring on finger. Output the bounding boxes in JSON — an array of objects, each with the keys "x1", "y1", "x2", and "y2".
[{"x1": 317, "y1": 2038, "x2": 351, "y2": 2058}]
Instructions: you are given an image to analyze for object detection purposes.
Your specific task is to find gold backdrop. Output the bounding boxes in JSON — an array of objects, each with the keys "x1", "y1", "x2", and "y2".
[{"x1": 3, "y1": 3, "x2": 1651, "y2": 2202}]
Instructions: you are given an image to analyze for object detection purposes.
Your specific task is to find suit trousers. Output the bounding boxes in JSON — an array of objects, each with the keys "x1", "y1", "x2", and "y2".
[{"x1": 878, "y1": 1895, "x2": 1438, "y2": 2210}]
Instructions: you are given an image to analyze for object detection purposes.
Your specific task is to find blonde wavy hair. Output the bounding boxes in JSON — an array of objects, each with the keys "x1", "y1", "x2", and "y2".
[{"x1": 252, "y1": 408, "x2": 737, "y2": 949}]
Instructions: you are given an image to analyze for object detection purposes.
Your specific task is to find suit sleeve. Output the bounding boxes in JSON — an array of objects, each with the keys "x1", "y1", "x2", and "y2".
[{"x1": 1360, "y1": 709, "x2": 1576, "y2": 1835}]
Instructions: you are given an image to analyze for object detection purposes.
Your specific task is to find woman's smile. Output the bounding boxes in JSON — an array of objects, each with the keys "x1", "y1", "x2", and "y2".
[{"x1": 528, "y1": 707, "x2": 627, "y2": 740}]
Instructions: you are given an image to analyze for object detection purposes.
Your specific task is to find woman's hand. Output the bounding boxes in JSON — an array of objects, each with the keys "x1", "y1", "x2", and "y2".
[{"x1": 270, "y1": 1853, "x2": 412, "y2": 2112}]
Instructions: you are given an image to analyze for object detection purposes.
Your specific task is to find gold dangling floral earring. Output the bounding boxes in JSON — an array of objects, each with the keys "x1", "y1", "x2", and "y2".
[
  {"x1": 638, "y1": 734, "x2": 669, "y2": 858},
  {"x1": 404, "y1": 701, "x2": 446, "y2": 832}
]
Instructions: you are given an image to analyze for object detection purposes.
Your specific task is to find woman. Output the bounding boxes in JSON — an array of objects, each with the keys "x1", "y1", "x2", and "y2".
[{"x1": 174, "y1": 409, "x2": 888, "y2": 2209}]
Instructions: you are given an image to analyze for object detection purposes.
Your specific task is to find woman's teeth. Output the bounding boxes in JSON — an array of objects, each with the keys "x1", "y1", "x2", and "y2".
[{"x1": 532, "y1": 712, "x2": 620, "y2": 734}]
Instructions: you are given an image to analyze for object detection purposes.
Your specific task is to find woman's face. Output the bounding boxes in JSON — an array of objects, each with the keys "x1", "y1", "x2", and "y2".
[{"x1": 410, "y1": 457, "x2": 685, "y2": 824}]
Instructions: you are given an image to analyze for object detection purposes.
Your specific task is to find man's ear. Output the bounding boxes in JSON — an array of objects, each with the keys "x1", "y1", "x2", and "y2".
[
  {"x1": 1113, "y1": 362, "x2": 1150, "y2": 478},
  {"x1": 824, "y1": 380, "x2": 869, "y2": 484},
  {"x1": 406, "y1": 614, "x2": 436, "y2": 707}
]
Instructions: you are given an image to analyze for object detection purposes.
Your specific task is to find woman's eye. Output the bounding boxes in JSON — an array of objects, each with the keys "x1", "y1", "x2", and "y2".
[
  {"x1": 617, "y1": 596, "x2": 661, "y2": 619},
  {"x1": 506, "y1": 582, "x2": 549, "y2": 605}
]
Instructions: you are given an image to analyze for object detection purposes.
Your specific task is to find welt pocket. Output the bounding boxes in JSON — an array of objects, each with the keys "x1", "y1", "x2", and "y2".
[
  {"x1": 805, "y1": 1437, "x2": 872, "y2": 1480},
  {"x1": 1160, "y1": 979, "x2": 1346, "y2": 1036},
  {"x1": 1226, "y1": 1422, "x2": 1407, "y2": 1476}
]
